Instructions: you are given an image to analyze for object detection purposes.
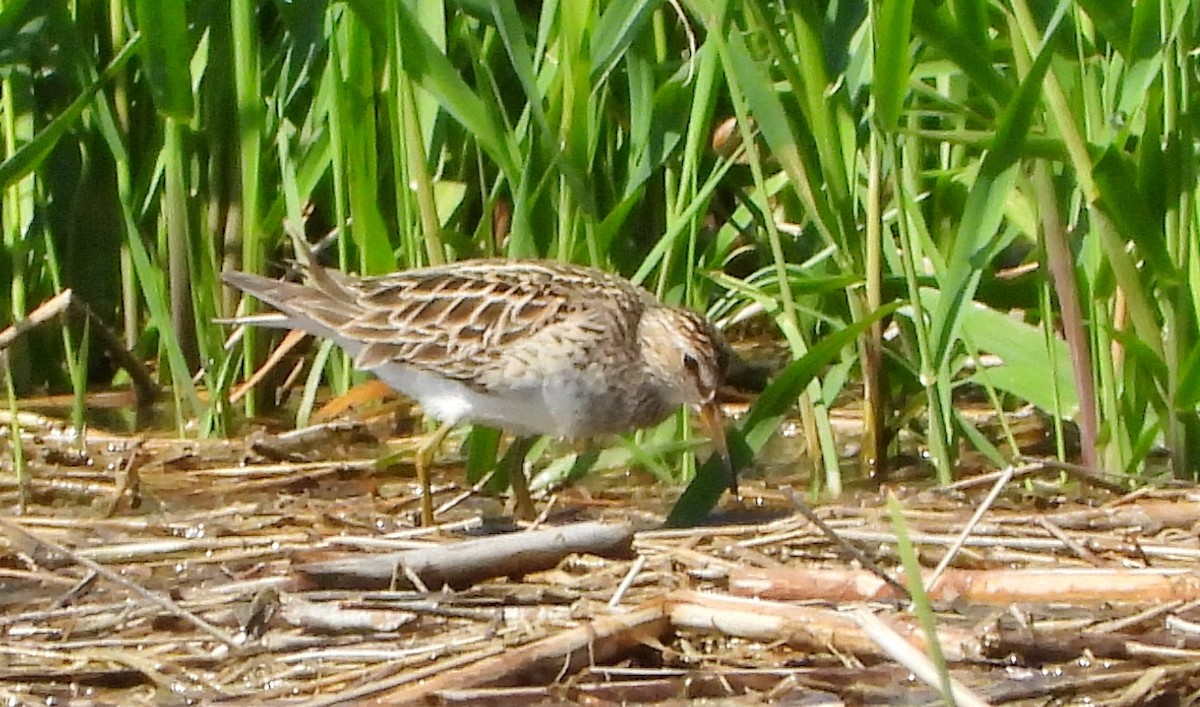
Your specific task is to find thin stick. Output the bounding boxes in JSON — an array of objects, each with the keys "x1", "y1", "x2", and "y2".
[
  {"x1": 0, "y1": 289, "x2": 160, "y2": 405},
  {"x1": 609, "y1": 553, "x2": 648, "y2": 608},
  {"x1": 780, "y1": 486, "x2": 910, "y2": 600},
  {"x1": 0, "y1": 518, "x2": 241, "y2": 649},
  {"x1": 1014, "y1": 454, "x2": 1130, "y2": 494},
  {"x1": 66, "y1": 293, "x2": 161, "y2": 405},
  {"x1": 0, "y1": 290, "x2": 73, "y2": 350},
  {"x1": 227, "y1": 327, "x2": 309, "y2": 404},
  {"x1": 925, "y1": 463, "x2": 1013, "y2": 590}
]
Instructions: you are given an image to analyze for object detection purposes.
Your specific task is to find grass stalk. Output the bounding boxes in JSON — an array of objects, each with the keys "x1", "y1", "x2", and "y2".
[
  {"x1": 1, "y1": 351, "x2": 26, "y2": 513},
  {"x1": 886, "y1": 493, "x2": 955, "y2": 705},
  {"x1": 231, "y1": 0, "x2": 264, "y2": 416}
]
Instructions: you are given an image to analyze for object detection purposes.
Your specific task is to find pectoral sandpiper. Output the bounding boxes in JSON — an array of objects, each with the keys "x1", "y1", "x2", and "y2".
[{"x1": 223, "y1": 257, "x2": 734, "y2": 525}]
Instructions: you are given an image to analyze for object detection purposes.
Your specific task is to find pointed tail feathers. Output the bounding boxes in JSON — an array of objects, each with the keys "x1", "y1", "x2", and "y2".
[{"x1": 221, "y1": 271, "x2": 347, "y2": 341}]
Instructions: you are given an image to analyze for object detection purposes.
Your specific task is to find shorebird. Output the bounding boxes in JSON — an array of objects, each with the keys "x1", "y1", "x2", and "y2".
[{"x1": 223, "y1": 257, "x2": 734, "y2": 525}]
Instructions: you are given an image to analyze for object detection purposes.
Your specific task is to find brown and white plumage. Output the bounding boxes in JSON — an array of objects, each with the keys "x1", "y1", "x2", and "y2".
[{"x1": 223, "y1": 258, "x2": 733, "y2": 523}]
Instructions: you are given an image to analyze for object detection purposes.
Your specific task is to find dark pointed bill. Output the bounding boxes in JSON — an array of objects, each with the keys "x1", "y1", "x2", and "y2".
[{"x1": 698, "y1": 401, "x2": 737, "y2": 496}]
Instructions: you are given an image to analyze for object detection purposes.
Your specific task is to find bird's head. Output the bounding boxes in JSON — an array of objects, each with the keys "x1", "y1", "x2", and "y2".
[{"x1": 639, "y1": 306, "x2": 736, "y2": 493}]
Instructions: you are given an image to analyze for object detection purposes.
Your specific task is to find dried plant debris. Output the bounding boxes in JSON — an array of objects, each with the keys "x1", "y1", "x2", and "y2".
[{"x1": 2, "y1": 417, "x2": 1200, "y2": 704}]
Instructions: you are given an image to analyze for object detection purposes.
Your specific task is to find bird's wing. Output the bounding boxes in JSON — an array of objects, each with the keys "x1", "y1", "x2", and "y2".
[{"x1": 298, "y1": 260, "x2": 649, "y2": 390}]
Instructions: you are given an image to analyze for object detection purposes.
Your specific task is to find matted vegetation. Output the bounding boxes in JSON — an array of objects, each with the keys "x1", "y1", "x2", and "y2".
[{"x1": 0, "y1": 410, "x2": 1199, "y2": 704}]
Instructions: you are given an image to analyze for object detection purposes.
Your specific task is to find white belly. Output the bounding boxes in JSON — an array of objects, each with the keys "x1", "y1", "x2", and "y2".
[
  {"x1": 371, "y1": 360, "x2": 566, "y2": 436},
  {"x1": 333, "y1": 333, "x2": 648, "y2": 439}
]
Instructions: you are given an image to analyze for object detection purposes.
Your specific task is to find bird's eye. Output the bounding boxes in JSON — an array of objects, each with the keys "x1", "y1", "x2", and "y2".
[{"x1": 683, "y1": 352, "x2": 716, "y2": 400}]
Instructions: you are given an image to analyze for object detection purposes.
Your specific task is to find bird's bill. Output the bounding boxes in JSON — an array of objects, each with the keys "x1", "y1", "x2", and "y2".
[{"x1": 698, "y1": 401, "x2": 738, "y2": 496}]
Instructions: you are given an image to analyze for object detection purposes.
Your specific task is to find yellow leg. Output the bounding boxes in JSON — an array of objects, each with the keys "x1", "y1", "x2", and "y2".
[
  {"x1": 416, "y1": 420, "x2": 457, "y2": 526},
  {"x1": 504, "y1": 436, "x2": 537, "y2": 520}
]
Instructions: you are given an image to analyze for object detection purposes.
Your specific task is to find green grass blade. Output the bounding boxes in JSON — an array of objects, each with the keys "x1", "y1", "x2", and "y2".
[
  {"x1": 133, "y1": 0, "x2": 193, "y2": 120},
  {"x1": 382, "y1": 0, "x2": 519, "y2": 183},
  {"x1": 928, "y1": 14, "x2": 1060, "y2": 371},
  {"x1": 0, "y1": 35, "x2": 139, "y2": 190},
  {"x1": 874, "y1": 0, "x2": 914, "y2": 130},
  {"x1": 886, "y1": 494, "x2": 955, "y2": 705},
  {"x1": 666, "y1": 303, "x2": 899, "y2": 526}
]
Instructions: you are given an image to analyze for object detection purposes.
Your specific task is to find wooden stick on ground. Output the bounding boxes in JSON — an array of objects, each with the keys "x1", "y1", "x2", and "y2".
[
  {"x1": 296, "y1": 521, "x2": 635, "y2": 590},
  {"x1": 370, "y1": 600, "x2": 670, "y2": 705},
  {"x1": 731, "y1": 566, "x2": 1200, "y2": 605},
  {"x1": 666, "y1": 589, "x2": 983, "y2": 662}
]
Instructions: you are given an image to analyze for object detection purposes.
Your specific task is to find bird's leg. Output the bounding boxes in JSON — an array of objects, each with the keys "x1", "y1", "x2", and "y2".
[
  {"x1": 416, "y1": 420, "x2": 457, "y2": 526},
  {"x1": 500, "y1": 435, "x2": 538, "y2": 520}
]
